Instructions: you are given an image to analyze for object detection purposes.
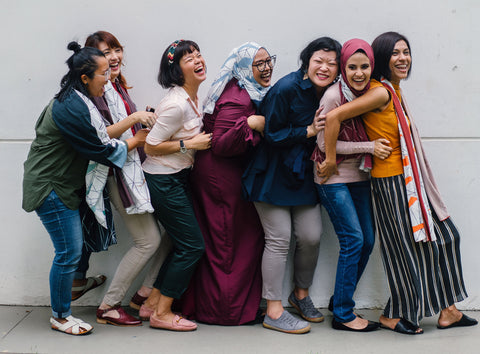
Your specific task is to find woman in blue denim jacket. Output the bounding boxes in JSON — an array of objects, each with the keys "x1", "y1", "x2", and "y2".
[{"x1": 22, "y1": 42, "x2": 146, "y2": 335}]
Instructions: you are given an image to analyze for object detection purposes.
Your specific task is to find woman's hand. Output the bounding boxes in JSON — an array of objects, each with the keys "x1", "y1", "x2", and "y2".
[
  {"x1": 247, "y1": 115, "x2": 265, "y2": 135},
  {"x1": 373, "y1": 138, "x2": 392, "y2": 160},
  {"x1": 306, "y1": 106, "x2": 326, "y2": 138},
  {"x1": 185, "y1": 132, "x2": 212, "y2": 151},
  {"x1": 130, "y1": 111, "x2": 157, "y2": 129},
  {"x1": 317, "y1": 159, "x2": 338, "y2": 184},
  {"x1": 126, "y1": 128, "x2": 149, "y2": 151}
]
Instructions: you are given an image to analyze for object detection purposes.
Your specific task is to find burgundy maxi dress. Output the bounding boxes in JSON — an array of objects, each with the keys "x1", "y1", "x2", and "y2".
[{"x1": 182, "y1": 79, "x2": 264, "y2": 325}]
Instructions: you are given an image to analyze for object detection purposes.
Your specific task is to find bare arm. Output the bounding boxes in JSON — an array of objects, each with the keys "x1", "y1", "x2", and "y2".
[
  {"x1": 144, "y1": 132, "x2": 212, "y2": 156},
  {"x1": 319, "y1": 86, "x2": 390, "y2": 182},
  {"x1": 106, "y1": 111, "x2": 157, "y2": 138}
]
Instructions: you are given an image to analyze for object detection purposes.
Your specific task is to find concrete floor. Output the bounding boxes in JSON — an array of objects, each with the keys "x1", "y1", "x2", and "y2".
[{"x1": 0, "y1": 306, "x2": 478, "y2": 354}]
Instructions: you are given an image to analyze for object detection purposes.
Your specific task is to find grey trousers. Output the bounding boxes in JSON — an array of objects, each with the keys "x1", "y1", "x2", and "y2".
[
  {"x1": 254, "y1": 202, "x2": 322, "y2": 300},
  {"x1": 102, "y1": 177, "x2": 163, "y2": 306}
]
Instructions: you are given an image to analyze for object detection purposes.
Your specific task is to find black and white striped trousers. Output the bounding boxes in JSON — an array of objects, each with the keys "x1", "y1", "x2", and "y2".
[{"x1": 371, "y1": 174, "x2": 467, "y2": 325}]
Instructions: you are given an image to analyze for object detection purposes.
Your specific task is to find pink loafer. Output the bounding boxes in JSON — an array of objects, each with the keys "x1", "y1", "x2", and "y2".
[
  {"x1": 139, "y1": 304, "x2": 155, "y2": 321},
  {"x1": 150, "y1": 314, "x2": 197, "y2": 331}
]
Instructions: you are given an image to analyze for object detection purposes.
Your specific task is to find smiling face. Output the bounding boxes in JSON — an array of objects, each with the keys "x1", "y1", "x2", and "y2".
[
  {"x1": 82, "y1": 56, "x2": 110, "y2": 97},
  {"x1": 344, "y1": 52, "x2": 372, "y2": 92},
  {"x1": 179, "y1": 48, "x2": 206, "y2": 88},
  {"x1": 252, "y1": 48, "x2": 273, "y2": 88},
  {"x1": 97, "y1": 41, "x2": 123, "y2": 81},
  {"x1": 389, "y1": 40, "x2": 411, "y2": 84},
  {"x1": 307, "y1": 50, "x2": 338, "y2": 94}
]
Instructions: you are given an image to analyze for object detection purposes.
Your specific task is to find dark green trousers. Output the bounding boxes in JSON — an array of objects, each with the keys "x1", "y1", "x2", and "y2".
[{"x1": 145, "y1": 169, "x2": 204, "y2": 299}]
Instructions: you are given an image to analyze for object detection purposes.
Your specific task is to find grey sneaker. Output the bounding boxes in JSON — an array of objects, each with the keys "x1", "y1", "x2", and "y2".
[
  {"x1": 288, "y1": 291, "x2": 324, "y2": 323},
  {"x1": 263, "y1": 311, "x2": 311, "y2": 334}
]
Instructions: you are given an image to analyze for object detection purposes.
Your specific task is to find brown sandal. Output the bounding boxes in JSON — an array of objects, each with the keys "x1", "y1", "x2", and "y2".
[{"x1": 71, "y1": 275, "x2": 106, "y2": 301}]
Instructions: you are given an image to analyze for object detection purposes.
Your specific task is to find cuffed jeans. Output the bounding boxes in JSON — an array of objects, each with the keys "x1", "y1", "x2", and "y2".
[
  {"x1": 316, "y1": 181, "x2": 375, "y2": 323},
  {"x1": 145, "y1": 169, "x2": 205, "y2": 299},
  {"x1": 36, "y1": 190, "x2": 83, "y2": 318},
  {"x1": 254, "y1": 202, "x2": 322, "y2": 300}
]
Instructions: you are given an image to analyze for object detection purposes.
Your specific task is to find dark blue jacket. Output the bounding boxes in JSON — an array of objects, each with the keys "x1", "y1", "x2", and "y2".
[{"x1": 243, "y1": 70, "x2": 320, "y2": 206}]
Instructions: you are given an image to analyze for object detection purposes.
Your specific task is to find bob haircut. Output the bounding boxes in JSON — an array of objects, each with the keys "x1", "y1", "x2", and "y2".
[
  {"x1": 371, "y1": 31, "x2": 412, "y2": 81},
  {"x1": 158, "y1": 40, "x2": 200, "y2": 88},
  {"x1": 299, "y1": 37, "x2": 342, "y2": 72},
  {"x1": 55, "y1": 41, "x2": 104, "y2": 102},
  {"x1": 85, "y1": 30, "x2": 130, "y2": 89}
]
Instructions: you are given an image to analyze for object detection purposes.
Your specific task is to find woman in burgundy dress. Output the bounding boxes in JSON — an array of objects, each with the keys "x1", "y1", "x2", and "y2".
[{"x1": 184, "y1": 42, "x2": 275, "y2": 325}]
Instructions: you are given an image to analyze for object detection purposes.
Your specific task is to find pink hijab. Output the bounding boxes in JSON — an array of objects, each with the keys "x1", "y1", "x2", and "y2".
[{"x1": 340, "y1": 39, "x2": 375, "y2": 97}]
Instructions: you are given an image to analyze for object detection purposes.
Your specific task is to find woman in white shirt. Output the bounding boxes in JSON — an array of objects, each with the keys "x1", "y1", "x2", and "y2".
[{"x1": 140, "y1": 40, "x2": 211, "y2": 332}]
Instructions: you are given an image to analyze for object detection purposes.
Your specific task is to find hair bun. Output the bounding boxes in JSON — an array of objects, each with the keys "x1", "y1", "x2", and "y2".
[{"x1": 67, "y1": 41, "x2": 82, "y2": 54}]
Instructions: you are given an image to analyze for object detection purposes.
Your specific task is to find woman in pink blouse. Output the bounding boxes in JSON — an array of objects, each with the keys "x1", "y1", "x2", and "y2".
[{"x1": 139, "y1": 40, "x2": 211, "y2": 332}]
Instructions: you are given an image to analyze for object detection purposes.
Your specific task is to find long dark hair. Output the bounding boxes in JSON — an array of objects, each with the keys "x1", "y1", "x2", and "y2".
[
  {"x1": 85, "y1": 31, "x2": 131, "y2": 89},
  {"x1": 55, "y1": 41, "x2": 105, "y2": 102},
  {"x1": 371, "y1": 32, "x2": 412, "y2": 81}
]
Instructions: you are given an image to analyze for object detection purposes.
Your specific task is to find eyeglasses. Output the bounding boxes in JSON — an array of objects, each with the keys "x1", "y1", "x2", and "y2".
[
  {"x1": 252, "y1": 55, "x2": 276, "y2": 72},
  {"x1": 96, "y1": 67, "x2": 111, "y2": 81}
]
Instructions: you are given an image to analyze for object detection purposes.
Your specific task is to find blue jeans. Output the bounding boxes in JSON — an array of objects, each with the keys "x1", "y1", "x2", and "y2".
[
  {"x1": 36, "y1": 190, "x2": 83, "y2": 318},
  {"x1": 315, "y1": 181, "x2": 375, "y2": 323}
]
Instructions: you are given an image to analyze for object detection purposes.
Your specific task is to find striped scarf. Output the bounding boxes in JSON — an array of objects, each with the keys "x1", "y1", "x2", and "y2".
[{"x1": 381, "y1": 78, "x2": 435, "y2": 242}]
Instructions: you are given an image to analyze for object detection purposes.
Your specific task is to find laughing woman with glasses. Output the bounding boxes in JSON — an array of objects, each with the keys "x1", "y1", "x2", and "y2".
[
  {"x1": 22, "y1": 42, "x2": 145, "y2": 335},
  {"x1": 180, "y1": 42, "x2": 274, "y2": 325}
]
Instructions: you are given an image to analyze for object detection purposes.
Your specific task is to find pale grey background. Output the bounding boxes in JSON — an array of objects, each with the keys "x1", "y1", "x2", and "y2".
[{"x1": 0, "y1": 0, "x2": 478, "y2": 309}]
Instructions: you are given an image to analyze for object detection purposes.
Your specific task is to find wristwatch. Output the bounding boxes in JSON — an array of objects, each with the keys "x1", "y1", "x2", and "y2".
[{"x1": 179, "y1": 140, "x2": 188, "y2": 154}]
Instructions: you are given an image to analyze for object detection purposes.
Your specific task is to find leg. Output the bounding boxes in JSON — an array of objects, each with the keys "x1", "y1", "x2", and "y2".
[
  {"x1": 371, "y1": 176, "x2": 423, "y2": 333},
  {"x1": 254, "y1": 202, "x2": 292, "y2": 319},
  {"x1": 348, "y1": 181, "x2": 375, "y2": 282},
  {"x1": 291, "y1": 204, "x2": 322, "y2": 293},
  {"x1": 36, "y1": 190, "x2": 91, "y2": 334},
  {"x1": 254, "y1": 202, "x2": 311, "y2": 334},
  {"x1": 316, "y1": 183, "x2": 364, "y2": 324},
  {"x1": 289, "y1": 204, "x2": 324, "y2": 323},
  {"x1": 101, "y1": 177, "x2": 162, "y2": 307}
]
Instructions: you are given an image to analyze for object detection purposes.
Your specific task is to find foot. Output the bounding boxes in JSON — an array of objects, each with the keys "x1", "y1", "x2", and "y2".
[
  {"x1": 96, "y1": 305, "x2": 142, "y2": 326},
  {"x1": 288, "y1": 291, "x2": 324, "y2": 322},
  {"x1": 50, "y1": 315, "x2": 93, "y2": 335},
  {"x1": 340, "y1": 316, "x2": 371, "y2": 330},
  {"x1": 71, "y1": 275, "x2": 106, "y2": 301},
  {"x1": 437, "y1": 305, "x2": 463, "y2": 327},
  {"x1": 380, "y1": 315, "x2": 423, "y2": 334},
  {"x1": 139, "y1": 304, "x2": 155, "y2": 321},
  {"x1": 150, "y1": 313, "x2": 197, "y2": 331},
  {"x1": 332, "y1": 317, "x2": 380, "y2": 332},
  {"x1": 438, "y1": 306, "x2": 478, "y2": 329},
  {"x1": 129, "y1": 291, "x2": 148, "y2": 310},
  {"x1": 263, "y1": 310, "x2": 311, "y2": 334}
]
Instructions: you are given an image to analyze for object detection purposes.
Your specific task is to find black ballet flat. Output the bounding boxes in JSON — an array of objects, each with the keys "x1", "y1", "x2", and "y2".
[
  {"x1": 332, "y1": 318, "x2": 380, "y2": 332},
  {"x1": 437, "y1": 313, "x2": 478, "y2": 329},
  {"x1": 382, "y1": 318, "x2": 423, "y2": 335}
]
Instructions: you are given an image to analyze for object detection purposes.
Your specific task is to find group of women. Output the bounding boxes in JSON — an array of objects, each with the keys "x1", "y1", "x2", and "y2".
[{"x1": 22, "y1": 30, "x2": 476, "y2": 336}]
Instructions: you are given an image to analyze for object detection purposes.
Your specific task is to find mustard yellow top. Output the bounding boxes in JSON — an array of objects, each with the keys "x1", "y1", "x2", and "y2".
[{"x1": 363, "y1": 79, "x2": 410, "y2": 178}]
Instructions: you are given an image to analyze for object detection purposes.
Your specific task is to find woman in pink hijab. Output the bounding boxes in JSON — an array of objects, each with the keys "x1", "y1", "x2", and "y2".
[{"x1": 312, "y1": 39, "x2": 392, "y2": 332}]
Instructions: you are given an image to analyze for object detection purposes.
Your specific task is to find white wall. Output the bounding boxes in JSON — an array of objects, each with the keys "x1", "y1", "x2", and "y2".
[{"x1": 1, "y1": 0, "x2": 479, "y2": 309}]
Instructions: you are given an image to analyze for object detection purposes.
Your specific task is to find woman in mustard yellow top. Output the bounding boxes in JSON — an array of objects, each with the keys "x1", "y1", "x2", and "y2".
[{"x1": 319, "y1": 32, "x2": 476, "y2": 335}]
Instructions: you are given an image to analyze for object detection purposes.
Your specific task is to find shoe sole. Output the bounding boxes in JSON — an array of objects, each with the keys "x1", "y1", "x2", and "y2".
[
  {"x1": 263, "y1": 321, "x2": 311, "y2": 334},
  {"x1": 149, "y1": 323, "x2": 197, "y2": 332},
  {"x1": 288, "y1": 299, "x2": 324, "y2": 323},
  {"x1": 129, "y1": 301, "x2": 141, "y2": 310},
  {"x1": 96, "y1": 318, "x2": 142, "y2": 327}
]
